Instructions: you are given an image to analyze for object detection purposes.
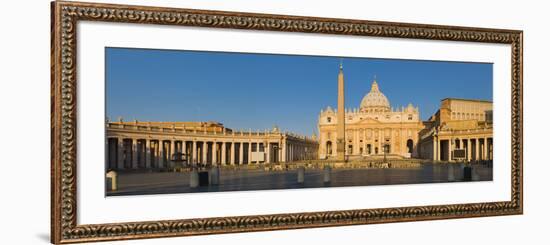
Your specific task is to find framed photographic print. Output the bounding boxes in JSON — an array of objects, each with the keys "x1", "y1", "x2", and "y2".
[{"x1": 51, "y1": 0, "x2": 523, "y2": 243}]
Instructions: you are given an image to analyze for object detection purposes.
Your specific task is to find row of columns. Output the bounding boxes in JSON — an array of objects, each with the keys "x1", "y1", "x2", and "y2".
[
  {"x1": 107, "y1": 137, "x2": 295, "y2": 170},
  {"x1": 285, "y1": 142, "x2": 315, "y2": 162},
  {"x1": 432, "y1": 136, "x2": 493, "y2": 162}
]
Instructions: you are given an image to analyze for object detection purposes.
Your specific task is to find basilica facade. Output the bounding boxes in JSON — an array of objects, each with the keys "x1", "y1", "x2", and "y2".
[{"x1": 318, "y1": 65, "x2": 424, "y2": 160}]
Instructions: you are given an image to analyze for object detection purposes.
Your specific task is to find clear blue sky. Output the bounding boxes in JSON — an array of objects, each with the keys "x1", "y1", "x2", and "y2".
[{"x1": 106, "y1": 47, "x2": 492, "y2": 136}]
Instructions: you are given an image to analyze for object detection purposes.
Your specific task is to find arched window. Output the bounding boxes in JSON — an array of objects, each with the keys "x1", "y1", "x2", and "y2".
[{"x1": 326, "y1": 141, "x2": 333, "y2": 155}]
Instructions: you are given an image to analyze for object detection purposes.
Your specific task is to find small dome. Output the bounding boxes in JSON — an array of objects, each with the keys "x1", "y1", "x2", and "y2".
[{"x1": 360, "y1": 80, "x2": 390, "y2": 112}]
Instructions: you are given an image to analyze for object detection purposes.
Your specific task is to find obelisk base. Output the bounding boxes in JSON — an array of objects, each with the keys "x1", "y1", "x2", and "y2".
[{"x1": 336, "y1": 139, "x2": 346, "y2": 162}]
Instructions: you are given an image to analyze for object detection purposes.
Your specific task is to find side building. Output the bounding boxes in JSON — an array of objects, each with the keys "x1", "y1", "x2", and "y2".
[
  {"x1": 105, "y1": 121, "x2": 318, "y2": 170},
  {"x1": 418, "y1": 98, "x2": 493, "y2": 162}
]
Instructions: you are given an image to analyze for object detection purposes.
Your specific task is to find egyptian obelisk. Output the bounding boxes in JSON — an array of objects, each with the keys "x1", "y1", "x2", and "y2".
[{"x1": 336, "y1": 61, "x2": 346, "y2": 161}]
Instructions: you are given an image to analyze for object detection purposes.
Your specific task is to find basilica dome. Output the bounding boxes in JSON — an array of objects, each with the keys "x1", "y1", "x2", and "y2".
[{"x1": 360, "y1": 80, "x2": 390, "y2": 112}]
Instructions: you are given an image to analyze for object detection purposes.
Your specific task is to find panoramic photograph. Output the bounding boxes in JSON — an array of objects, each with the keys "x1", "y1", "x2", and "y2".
[{"x1": 104, "y1": 47, "x2": 494, "y2": 196}]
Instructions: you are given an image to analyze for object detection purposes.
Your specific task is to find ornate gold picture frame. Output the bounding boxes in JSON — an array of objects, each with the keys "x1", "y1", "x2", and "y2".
[{"x1": 51, "y1": 1, "x2": 523, "y2": 243}]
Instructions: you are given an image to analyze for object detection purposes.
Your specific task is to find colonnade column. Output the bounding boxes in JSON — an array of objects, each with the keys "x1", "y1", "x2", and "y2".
[
  {"x1": 230, "y1": 142, "x2": 235, "y2": 165},
  {"x1": 266, "y1": 142, "x2": 271, "y2": 164},
  {"x1": 192, "y1": 141, "x2": 197, "y2": 164},
  {"x1": 169, "y1": 140, "x2": 175, "y2": 167},
  {"x1": 159, "y1": 140, "x2": 165, "y2": 168},
  {"x1": 170, "y1": 140, "x2": 175, "y2": 156},
  {"x1": 181, "y1": 140, "x2": 187, "y2": 161},
  {"x1": 105, "y1": 139, "x2": 109, "y2": 169},
  {"x1": 239, "y1": 142, "x2": 244, "y2": 164},
  {"x1": 475, "y1": 138, "x2": 480, "y2": 160},
  {"x1": 432, "y1": 136, "x2": 437, "y2": 161},
  {"x1": 259, "y1": 142, "x2": 263, "y2": 163},
  {"x1": 436, "y1": 139, "x2": 441, "y2": 161},
  {"x1": 117, "y1": 137, "x2": 124, "y2": 169},
  {"x1": 221, "y1": 142, "x2": 226, "y2": 165},
  {"x1": 294, "y1": 144, "x2": 297, "y2": 161},
  {"x1": 291, "y1": 144, "x2": 293, "y2": 161},
  {"x1": 131, "y1": 139, "x2": 138, "y2": 169},
  {"x1": 281, "y1": 141, "x2": 286, "y2": 163},
  {"x1": 212, "y1": 141, "x2": 217, "y2": 165},
  {"x1": 288, "y1": 143, "x2": 292, "y2": 162},
  {"x1": 290, "y1": 144, "x2": 296, "y2": 162},
  {"x1": 145, "y1": 139, "x2": 151, "y2": 168},
  {"x1": 248, "y1": 141, "x2": 252, "y2": 164},
  {"x1": 202, "y1": 142, "x2": 208, "y2": 164},
  {"x1": 479, "y1": 138, "x2": 487, "y2": 160},
  {"x1": 287, "y1": 144, "x2": 290, "y2": 162},
  {"x1": 447, "y1": 139, "x2": 452, "y2": 162},
  {"x1": 484, "y1": 137, "x2": 489, "y2": 160},
  {"x1": 297, "y1": 144, "x2": 300, "y2": 160},
  {"x1": 466, "y1": 139, "x2": 472, "y2": 161}
]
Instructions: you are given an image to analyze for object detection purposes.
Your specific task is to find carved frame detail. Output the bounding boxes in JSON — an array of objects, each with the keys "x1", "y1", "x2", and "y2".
[{"x1": 51, "y1": 1, "x2": 523, "y2": 243}]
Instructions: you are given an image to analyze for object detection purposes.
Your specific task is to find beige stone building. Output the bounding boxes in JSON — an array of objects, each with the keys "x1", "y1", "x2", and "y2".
[
  {"x1": 418, "y1": 98, "x2": 493, "y2": 162},
  {"x1": 318, "y1": 66, "x2": 424, "y2": 159},
  {"x1": 105, "y1": 121, "x2": 318, "y2": 170}
]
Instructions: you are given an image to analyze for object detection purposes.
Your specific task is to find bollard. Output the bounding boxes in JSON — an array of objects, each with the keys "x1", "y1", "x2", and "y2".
[
  {"x1": 297, "y1": 166, "x2": 305, "y2": 184},
  {"x1": 198, "y1": 171, "x2": 209, "y2": 186},
  {"x1": 210, "y1": 166, "x2": 220, "y2": 185},
  {"x1": 463, "y1": 165, "x2": 472, "y2": 181},
  {"x1": 447, "y1": 164, "x2": 455, "y2": 181},
  {"x1": 323, "y1": 165, "x2": 331, "y2": 183},
  {"x1": 190, "y1": 168, "x2": 199, "y2": 188},
  {"x1": 106, "y1": 170, "x2": 117, "y2": 191}
]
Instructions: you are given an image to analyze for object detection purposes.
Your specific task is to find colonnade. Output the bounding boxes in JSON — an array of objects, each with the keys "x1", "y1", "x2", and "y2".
[
  {"x1": 431, "y1": 136, "x2": 493, "y2": 162},
  {"x1": 285, "y1": 142, "x2": 316, "y2": 162},
  {"x1": 106, "y1": 137, "x2": 318, "y2": 170},
  {"x1": 107, "y1": 138, "x2": 281, "y2": 170}
]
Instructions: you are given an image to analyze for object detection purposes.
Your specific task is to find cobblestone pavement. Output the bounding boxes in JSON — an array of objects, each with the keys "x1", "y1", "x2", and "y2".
[{"x1": 107, "y1": 163, "x2": 492, "y2": 196}]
